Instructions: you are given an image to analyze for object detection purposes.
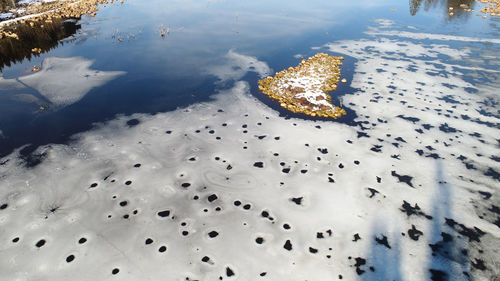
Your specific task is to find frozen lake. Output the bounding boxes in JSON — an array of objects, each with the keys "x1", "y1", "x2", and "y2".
[{"x1": 0, "y1": 0, "x2": 499, "y2": 280}]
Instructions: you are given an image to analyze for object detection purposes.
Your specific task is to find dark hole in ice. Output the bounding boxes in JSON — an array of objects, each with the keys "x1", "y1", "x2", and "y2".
[
  {"x1": 253, "y1": 162, "x2": 264, "y2": 168},
  {"x1": 134, "y1": 163, "x2": 141, "y2": 167},
  {"x1": 309, "y1": 247, "x2": 318, "y2": 254},
  {"x1": 66, "y1": 254, "x2": 75, "y2": 263},
  {"x1": 408, "y1": 225, "x2": 423, "y2": 241},
  {"x1": 12, "y1": 237, "x2": 20, "y2": 243},
  {"x1": 159, "y1": 245, "x2": 167, "y2": 252},
  {"x1": 243, "y1": 204, "x2": 251, "y2": 210},
  {"x1": 166, "y1": 130, "x2": 172, "y2": 134},
  {"x1": 208, "y1": 194, "x2": 218, "y2": 202},
  {"x1": 317, "y1": 232, "x2": 324, "y2": 239},
  {"x1": 353, "y1": 257, "x2": 366, "y2": 275},
  {"x1": 375, "y1": 235, "x2": 391, "y2": 249},
  {"x1": 226, "y1": 267, "x2": 235, "y2": 277},
  {"x1": 89, "y1": 183, "x2": 98, "y2": 188},
  {"x1": 112, "y1": 268, "x2": 120, "y2": 275},
  {"x1": 35, "y1": 239, "x2": 46, "y2": 248},
  {"x1": 78, "y1": 237, "x2": 87, "y2": 244},
  {"x1": 233, "y1": 200, "x2": 241, "y2": 206},
  {"x1": 202, "y1": 256, "x2": 210, "y2": 263},
  {"x1": 126, "y1": 119, "x2": 140, "y2": 127},
  {"x1": 429, "y1": 269, "x2": 446, "y2": 281},
  {"x1": 290, "y1": 197, "x2": 303, "y2": 205},
  {"x1": 353, "y1": 233, "x2": 361, "y2": 242},
  {"x1": 145, "y1": 238, "x2": 153, "y2": 245},
  {"x1": 119, "y1": 201, "x2": 128, "y2": 207},
  {"x1": 282, "y1": 168, "x2": 290, "y2": 173},
  {"x1": 255, "y1": 237, "x2": 264, "y2": 244},
  {"x1": 391, "y1": 171, "x2": 414, "y2": 188},
  {"x1": 282, "y1": 239, "x2": 293, "y2": 251},
  {"x1": 182, "y1": 231, "x2": 189, "y2": 236},
  {"x1": 260, "y1": 272, "x2": 267, "y2": 276},
  {"x1": 400, "y1": 201, "x2": 432, "y2": 219},
  {"x1": 125, "y1": 180, "x2": 132, "y2": 185},
  {"x1": 283, "y1": 223, "x2": 291, "y2": 230},
  {"x1": 157, "y1": 210, "x2": 170, "y2": 217},
  {"x1": 181, "y1": 183, "x2": 191, "y2": 188},
  {"x1": 261, "y1": 211, "x2": 269, "y2": 217},
  {"x1": 208, "y1": 231, "x2": 219, "y2": 238},
  {"x1": 0, "y1": 203, "x2": 7, "y2": 210}
]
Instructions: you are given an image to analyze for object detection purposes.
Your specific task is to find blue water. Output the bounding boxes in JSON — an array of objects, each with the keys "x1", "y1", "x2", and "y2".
[{"x1": 0, "y1": 0, "x2": 499, "y2": 157}]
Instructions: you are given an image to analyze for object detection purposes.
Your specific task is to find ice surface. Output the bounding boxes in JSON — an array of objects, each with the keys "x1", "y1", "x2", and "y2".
[
  {"x1": 16, "y1": 57, "x2": 125, "y2": 108},
  {"x1": 0, "y1": 21, "x2": 499, "y2": 281}
]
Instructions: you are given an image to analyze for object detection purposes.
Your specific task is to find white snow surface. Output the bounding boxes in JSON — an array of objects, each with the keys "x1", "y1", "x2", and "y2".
[{"x1": 0, "y1": 21, "x2": 499, "y2": 281}]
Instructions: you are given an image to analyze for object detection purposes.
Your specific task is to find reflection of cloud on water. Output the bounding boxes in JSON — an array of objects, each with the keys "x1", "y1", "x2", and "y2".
[
  {"x1": 17, "y1": 57, "x2": 125, "y2": 108},
  {"x1": 207, "y1": 49, "x2": 271, "y2": 83}
]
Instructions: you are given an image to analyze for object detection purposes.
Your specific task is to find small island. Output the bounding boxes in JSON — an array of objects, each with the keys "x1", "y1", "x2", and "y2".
[{"x1": 258, "y1": 53, "x2": 347, "y2": 119}]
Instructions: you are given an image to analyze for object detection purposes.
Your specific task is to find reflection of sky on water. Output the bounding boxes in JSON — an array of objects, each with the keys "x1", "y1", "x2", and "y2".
[{"x1": 0, "y1": 0, "x2": 499, "y2": 157}]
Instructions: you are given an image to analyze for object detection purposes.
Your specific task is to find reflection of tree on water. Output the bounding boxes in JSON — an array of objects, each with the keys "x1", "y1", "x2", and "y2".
[
  {"x1": 410, "y1": 0, "x2": 476, "y2": 19},
  {"x1": 0, "y1": 18, "x2": 80, "y2": 70}
]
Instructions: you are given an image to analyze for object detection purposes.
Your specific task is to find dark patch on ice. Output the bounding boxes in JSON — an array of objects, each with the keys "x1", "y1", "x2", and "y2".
[
  {"x1": 66, "y1": 254, "x2": 75, "y2": 263},
  {"x1": 19, "y1": 145, "x2": 47, "y2": 168},
  {"x1": 157, "y1": 210, "x2": 171, "y2": 217},
  {"x1": 397, "y1": 115, "x2": 420, "y2": 123},
  {"x1": 478, "y1": 191, "x2": 492, "y2": 200},
  {"x1": 35, "y1": 239, "x2": 46, "y2": 248},
  {"x1": 444, "y1": 218, "x2": 485, "y2": 242},
  {"x1": 126, "y1": 119, "x2": 140, "y2": 127},
  {"x1": 226, "y1": 267, "x2": 235, "y2": 277},
  {"x1": 317, "y1": 148, "x2": 328, "y2": 154},
  {"x1": 422, "y1": 123, "x2": 434, "y2": 130},
  {"x1": 309, "y1": 247, "x2": 318, "y2": 254},
  {"x1": 400, "y1": 201, "x2": 432, "y2": 219},
  {"x1": 370, "y1": 145, "x2": 382, "y2": 153},
  {"x1": 255, "y1": 237, "x2": 264, "y2": 244},
  {"x1": 0, "y1": 203, "x2": 8, "y2": 210},
  {"x1": 429, "y1": 269, "x2": 447, "y2": 281},
  {"x1": 281, "y1": 168, "x2": 290, "y2": 173},
  {"x1": 253, "y1": 162, "x2": 264, "y2": 168},
  {"x1": 391, "y1": 171, "x2": 414, "y2": 187},
  {"x1": 112, "y1": 268, "x2": 119, "y2": 275},
  {"x1": 367, "y1": 188, "x2": 379, "y2": 198},
  {"x1": 290, "y1": 197, "x2": 303, "y2": 205},
  {"x1": 353, "y1": 233, "x2": 361, "y2": 242},
  {"x1": 484, "y1": 168, "x2": 500, "y2": 181},
  {"x1": 208, "y1": 231, "x2": 219, "y2": 238},
  {"x1": 439, "y1": 123, "x2": 458, "y2": 133},
  {"x1": 208, "y1": 194, "x2": 218, "y2": 202},
  {"x1": 375, "y1": 235, "x2": 391, "y2": 249},
  {"x1": 408, "y1": 225, "x2": 423, "y2": 241},
  {"x1": 352, "y1": 257, "x2": 366, "y2": 275},
  {"x1": 471, "y1": 259, "x2": 486, "y2": 270},
  {"x1": 283, "y1": 240, "x2": 292, "y2": 251},
  {"x1": 357, "y1": 131, "x2": 370, "y2": 138}
]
